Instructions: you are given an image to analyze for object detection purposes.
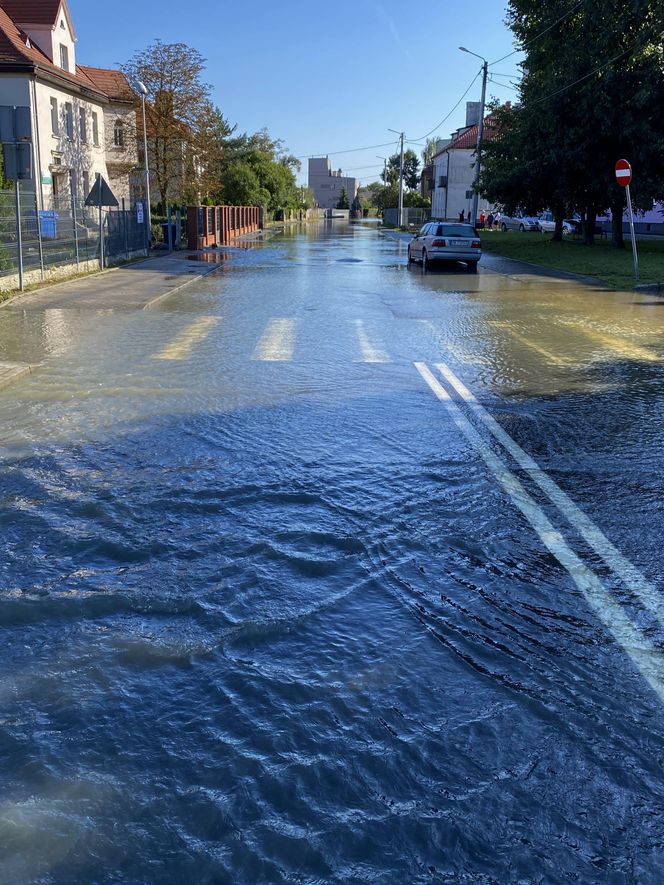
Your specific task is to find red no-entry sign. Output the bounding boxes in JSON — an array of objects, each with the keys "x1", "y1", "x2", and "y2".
[{"x1": 615, "y1": 159, "x2": 632, "y2": 187}]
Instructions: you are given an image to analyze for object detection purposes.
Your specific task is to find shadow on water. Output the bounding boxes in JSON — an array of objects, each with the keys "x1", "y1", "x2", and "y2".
[{"x1": 2, "y1": 379, "x2": 664, "y2": 882}]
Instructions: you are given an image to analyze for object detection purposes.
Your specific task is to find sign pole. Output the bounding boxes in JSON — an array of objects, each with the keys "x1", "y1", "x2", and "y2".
[
  {"x1": 624, "y1": 183, "x2": 639, "y2": 282},
  {"x1": 615, "y1": 159, "x2": 639, "y2": 284},
  {"x1": 15, "y1": 178, "x2": 24, "y2": 291}
]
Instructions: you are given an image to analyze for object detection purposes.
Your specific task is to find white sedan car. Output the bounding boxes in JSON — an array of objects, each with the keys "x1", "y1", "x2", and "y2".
[
  {"x1": 538, "y1": 211, "x2": 575, "y2": 234},
  {"x1": 407, "y1": 222, "x2": 482, "y2": 272},
  {"x1": 499, "y1": 212, "x2": 540, "y2": 232}
]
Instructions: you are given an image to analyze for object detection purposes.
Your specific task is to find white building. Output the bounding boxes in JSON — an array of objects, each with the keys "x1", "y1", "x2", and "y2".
[
  {"x1": 0, "y1": 0, "x2": 138, "y2": 209},
  {"x1": 431, "y1": 103, "x2": 503, "y2": 222},
  {"x1": 308, "y1": 157, "x2": 358, "y2": 210}
]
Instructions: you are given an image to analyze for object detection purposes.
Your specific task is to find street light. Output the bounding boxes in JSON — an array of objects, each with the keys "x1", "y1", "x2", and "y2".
[
  {"x1": 137, "y1": 81, "x2": 152, "y2": 251},
  {"x1": 388, "y1": 128, "x2": 404, "y2": 227},
  {"x1": 376, "y1": 155, "x2": 388, "y2": 185},
  {"x1": 459, "y1": 47, "x2": 488, "y2": 227}
]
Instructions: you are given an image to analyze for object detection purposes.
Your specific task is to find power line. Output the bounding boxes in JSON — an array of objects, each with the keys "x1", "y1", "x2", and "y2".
[
  {"x1": 294, "y1": 140, "x2": 397, "y2": 161},
  {"x1": 529, "y1": 39, "x2": 644, "y2": 106},
  {"x1": 412, "y1": 70, "x2": 481, "y2": 141},
  {"x1": 489, "y1": 0, "x2": 585, "y2": 66}
]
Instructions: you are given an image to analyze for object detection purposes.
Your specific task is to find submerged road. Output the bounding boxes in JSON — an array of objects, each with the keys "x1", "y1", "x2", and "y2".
[{"x1": 1, "y1": 222, "x2": 664, "y2": 883}]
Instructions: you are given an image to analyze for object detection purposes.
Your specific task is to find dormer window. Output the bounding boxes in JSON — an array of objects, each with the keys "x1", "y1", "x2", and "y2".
[{"x1": 60, "y1": 44, "x2": 69, "y2": 71}]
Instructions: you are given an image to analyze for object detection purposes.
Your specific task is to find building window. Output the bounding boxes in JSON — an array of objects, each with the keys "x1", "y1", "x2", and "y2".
[
  {"x1": 50, "y1": 97, "x2": 58, "y2": 135},
  {"x1": 79, "y1": 107, "x2": 86, "y2": 142},
  {"x1": 63, "y1": 102, "x2": 73, "y2": 139},
  {"x1": 60, "y1": 44, "x2": 69, "y2": 71},
  {"x1": 113, "y1": 121, "x2": 124, "y2": 148},
  {"x1": 92, "y1": 112, "x2": 99, "y2": 146}
]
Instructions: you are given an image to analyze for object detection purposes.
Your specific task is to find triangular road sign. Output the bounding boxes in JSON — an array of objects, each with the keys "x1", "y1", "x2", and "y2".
[{"x1": 85, "y1": 175, "x2": 119, "y2": 207}]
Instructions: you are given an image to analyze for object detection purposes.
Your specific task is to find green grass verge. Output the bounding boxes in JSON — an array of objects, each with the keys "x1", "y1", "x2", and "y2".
[{"x1": 481, "y1": 231, "x2": 664, "y2": 289}]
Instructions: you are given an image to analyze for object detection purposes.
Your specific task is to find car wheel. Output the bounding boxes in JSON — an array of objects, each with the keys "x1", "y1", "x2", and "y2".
[
  {"x1": 519, "y1": 223, "x2": 525, "y2": 232},
  {"x1": 421, "y1": 249, "x2": 428, "y2": 272},
  {"x1": 501, "y1": 223, "x2": 507, "y2": 232},
  {"x1": 407, "y1": 246, "x2": 413, "y2": 264},
  {"x1": 467, "y1": 261, "x2": 478, "y2": 273}
]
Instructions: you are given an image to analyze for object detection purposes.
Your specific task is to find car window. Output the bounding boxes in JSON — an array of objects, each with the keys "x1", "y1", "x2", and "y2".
[{"x1": 439, "y1": 224, "x2": 477, "y2": 237}]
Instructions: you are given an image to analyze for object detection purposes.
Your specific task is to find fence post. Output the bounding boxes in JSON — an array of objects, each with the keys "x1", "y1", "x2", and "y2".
[
  {"x1": 15, "y1": 181, "x2": 24, "y2": 291},
  {"x1": 167, "y1": 206, "x2": 173, "y2": 252},
  {"x1": 122, "y1": 198, "x2": 129, "y2": 261},
  {"x1": 35, "y1": 190, "x2": 44, "y2": 281},
  {"x1": 70, "y1": 191, "x2": 80, "y2": 270}
]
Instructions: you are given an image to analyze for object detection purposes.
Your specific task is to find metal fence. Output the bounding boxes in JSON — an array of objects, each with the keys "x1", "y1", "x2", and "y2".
[{"x1": 0, "y1": 184, "x2": 148, "y2": 290}]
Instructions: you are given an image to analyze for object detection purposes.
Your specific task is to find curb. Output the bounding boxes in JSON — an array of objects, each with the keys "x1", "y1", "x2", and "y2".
[{"x1": 142, "y1": 262, "x2": 222, "y2": 310}]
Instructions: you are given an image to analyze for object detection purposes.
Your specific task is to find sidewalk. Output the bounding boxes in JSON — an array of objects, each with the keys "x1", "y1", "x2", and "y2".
[{"x1": 1, "y1": 250, "x2": 223, "y2": 313}]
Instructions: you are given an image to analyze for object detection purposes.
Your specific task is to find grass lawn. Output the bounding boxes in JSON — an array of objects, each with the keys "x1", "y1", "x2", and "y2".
[{"x1": 481, "y1": 231, "x2": 664, "y2": 289}]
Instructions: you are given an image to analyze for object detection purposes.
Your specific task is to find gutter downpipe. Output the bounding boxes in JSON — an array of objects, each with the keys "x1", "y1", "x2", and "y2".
[{"x1": 30, "y1": 75, "x2": 44, "y2": 211}]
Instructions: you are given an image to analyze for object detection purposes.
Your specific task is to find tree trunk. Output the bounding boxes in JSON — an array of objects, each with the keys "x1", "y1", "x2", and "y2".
[
  {"x1": 611, "y1": 199, "x2": 625, "y2": 249},
  {"x1": 552, "y1": 205, "x2": 565, "y2": 242},
  {"x1": 584, "y1": 206, "x2": 596, "y2": 246}
]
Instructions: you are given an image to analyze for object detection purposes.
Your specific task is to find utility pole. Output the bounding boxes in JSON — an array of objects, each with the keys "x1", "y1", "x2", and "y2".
[
  {"x1": 398, "y1": 131, "x2": 404, "y2": 228},
  {"x1": 388, "y1": 128, "x2": 405, "y2": 227},
  {"x1": 459, "y1": 47, "x2": 488, "y2": 226}
]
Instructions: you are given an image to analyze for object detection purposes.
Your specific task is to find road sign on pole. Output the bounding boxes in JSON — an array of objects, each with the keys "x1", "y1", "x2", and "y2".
[{"x1": 615, "y1": 159, "x2": 639, "y2": 282}]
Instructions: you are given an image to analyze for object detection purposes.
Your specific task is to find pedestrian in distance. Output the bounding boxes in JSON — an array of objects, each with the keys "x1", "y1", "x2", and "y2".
[
  {"x1": 487, "y1": 212, "x2": 494, "y2": 230},
  {"x1": 459, "y1": 209, "x2": 465, "y2": 223}
]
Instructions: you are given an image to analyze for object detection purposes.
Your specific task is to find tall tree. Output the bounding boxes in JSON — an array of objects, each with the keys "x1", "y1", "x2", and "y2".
[
  {"x1": 387, "y1": 149, "x2": 421, "y2": 191},
  {"x1": 490, "y1": 0, "x2": 664, "y2": 245},
  {"x1": 122, "y1": 40, "x2": 213, "y2": 205}
]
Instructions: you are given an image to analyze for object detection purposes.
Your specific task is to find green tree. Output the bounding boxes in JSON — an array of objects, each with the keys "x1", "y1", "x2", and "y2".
[
  {"x1": 486, "y1": 0, "x2": 664, "y2": 246},
  {"x1": 336, "y1": 187, "x2": 349, "y2": 209},
  {"x1": 387, "y1": 149, "x2": 421, "y2": 190},
  {"x1": 421, "y1": 137, "x2": 439, "y2": 166}
]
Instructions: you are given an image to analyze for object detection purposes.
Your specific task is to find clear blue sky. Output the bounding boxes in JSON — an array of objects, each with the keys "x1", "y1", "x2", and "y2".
[{"x1": 69, "y1": 0, "x2": 523, "y2": 185}]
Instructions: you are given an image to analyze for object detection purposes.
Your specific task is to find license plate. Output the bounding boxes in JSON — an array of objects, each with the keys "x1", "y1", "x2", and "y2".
[{"x1": 450, "y1": 239, "x2": 467, "y2": 246}]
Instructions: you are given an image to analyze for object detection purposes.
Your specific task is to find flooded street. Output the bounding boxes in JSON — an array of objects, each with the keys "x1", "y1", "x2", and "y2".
[{"x1": 2, "y1": 222, "x2": 664, "y2": 883}]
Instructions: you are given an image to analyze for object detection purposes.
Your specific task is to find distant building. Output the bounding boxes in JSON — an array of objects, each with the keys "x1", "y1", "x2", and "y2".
[{"x1": 308, "y1": 157, "x2": 358, "y2": 210}]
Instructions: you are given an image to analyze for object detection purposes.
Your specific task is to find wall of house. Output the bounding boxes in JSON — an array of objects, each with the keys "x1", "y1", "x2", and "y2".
[
  {"x1": 22, "y1": 10, "x2": 76, "y2": 71},
  {"x1": 103, "y1": 104, "x2": 138, "y2": 205},
  {"x1": 33, "y1": 79, "x2": 108, "y2": 206},
  {"x1": 432, "y1": 149, "x2": 492, "y2": 222}
]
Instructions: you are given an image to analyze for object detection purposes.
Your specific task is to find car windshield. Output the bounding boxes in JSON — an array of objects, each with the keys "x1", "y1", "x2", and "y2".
[{"x1": 438, "y1": 224, "x2": 477, "y2": 237}]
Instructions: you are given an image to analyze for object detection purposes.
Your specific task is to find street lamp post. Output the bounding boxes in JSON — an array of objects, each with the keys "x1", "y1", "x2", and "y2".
[
  {"x1": 459, "y1": 47, "x2": 488, "y2": 227},
  {"x1": 376, "y1": 155, "x2": 388, "y2": 187},
  {"x1": 137, "y1": 81, "x2": 152, "y2": 251}
]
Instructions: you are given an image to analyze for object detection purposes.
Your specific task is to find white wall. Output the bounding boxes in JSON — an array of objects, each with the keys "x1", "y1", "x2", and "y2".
[
  {"x1": 33, "y1": 79, "x2": 107, "y2": 205},
  {"x1": 432, "y1": 149, "x2": 492, "y2": 222}
]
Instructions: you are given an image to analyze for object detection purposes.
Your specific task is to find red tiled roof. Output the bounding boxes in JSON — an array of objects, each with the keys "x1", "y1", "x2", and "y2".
[
  {"x1": 447, "y1": 117, "x2": 500, "y2": 151},
  {"x1": 0, "y1": 6, "x2": 121, "y2": 102},
  {"x1": 0, "y1": 0, "x2": 61, "y2": 26},
  {"x1": 79, "y1": 66, "x2": 135, "y2": 103}
]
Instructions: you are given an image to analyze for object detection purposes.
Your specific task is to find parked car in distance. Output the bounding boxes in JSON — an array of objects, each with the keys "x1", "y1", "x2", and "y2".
[
  {"x1": 499, "y1": 212, "x2": 540, "y2": 232},
  {"x1": 408, "y1": 222, "x2": 481, "y2": 272},
  {"x1": 538, "y1": 211, "x2": 575, "y2": 234}
]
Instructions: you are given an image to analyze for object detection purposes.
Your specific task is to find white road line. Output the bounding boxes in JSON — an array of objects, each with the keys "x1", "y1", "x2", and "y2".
[
  {"x1": 354, "y1": 320, "x2": 389, "y2": 363},
  {"x1": 252, "y1": 318, "x2": 296, "y2": 361},
  {"x1": 489, "y1": 321, "x2": 574, "y2": 366},
  {"x1": 414, "y1": 361, "x2": 664, "y2": 703},
  {"x1": 153, "y1": 316, "x2": 219, "y2": 361},
  {"x1": 434, "y1": 360, "x2": 664, "y2": 625}
]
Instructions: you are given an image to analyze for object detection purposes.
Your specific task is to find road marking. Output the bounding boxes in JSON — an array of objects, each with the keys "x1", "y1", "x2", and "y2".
[
  {"x1": 414, "y1": 361, "x2": 664, "y2": 703},
  {"x1": 556, "y1": 320, "x2": 661, "y2": 362},
  {"x1": 252, "y1": 318, "x2": 296, "y2": 361},
  {"x1": 153, "y1": 316, "x2": 219, "y2": 361},
  {"x1": 354, "y1": 320, "x2": 389, "y2": 363},
  {"x1": 419, "y1": 320, "x2": 489, "y2": 366},
  {"x1": 434, "y1": 359, "x2": 664, "y2": 624},
  {"x1": 489, "y1": 321, "x2": 574, "y2": 365}
]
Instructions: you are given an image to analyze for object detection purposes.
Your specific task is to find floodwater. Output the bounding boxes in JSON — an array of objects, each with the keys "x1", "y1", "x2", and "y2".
[{"x1": 1, "y1": 222, "x2": 664, "y2": 883}]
